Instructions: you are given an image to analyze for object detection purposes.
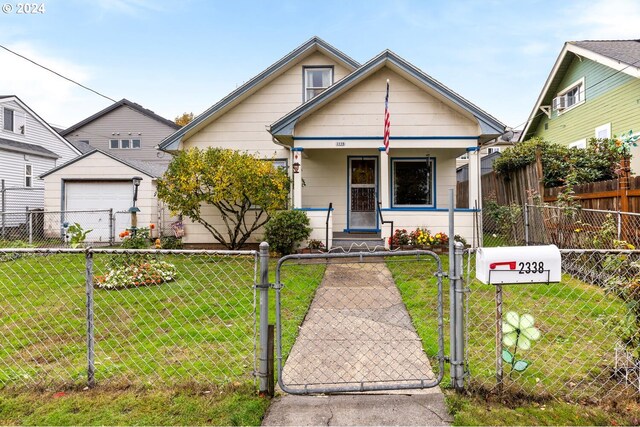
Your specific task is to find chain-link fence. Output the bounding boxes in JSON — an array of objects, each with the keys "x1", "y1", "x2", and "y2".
[
  {"x1": 0, "y1": 210, "x2": 115, "y2": 247},
  {"x1": 481, "y1": 203, "x2": 640, "y2": 249},
  {"x1": 464, "y1": 247, "x2": 640, "y2": 401},
  {"x1": 276, "y1": 251, "x2": 445, "y2": 394},
  {"x1": 0, "y1": 248, "x2": 258, "y2": 391}
]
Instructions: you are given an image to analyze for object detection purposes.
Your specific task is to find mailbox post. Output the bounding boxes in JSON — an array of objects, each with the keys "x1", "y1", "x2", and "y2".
[{"x1": 475, "y1": 245, "x2": 561, "y2": 389}]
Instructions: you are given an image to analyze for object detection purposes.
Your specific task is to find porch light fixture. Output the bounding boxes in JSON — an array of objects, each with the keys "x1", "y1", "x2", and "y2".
[{"x1": 292, "y1": 162, "x2": 300, "y2": 174}]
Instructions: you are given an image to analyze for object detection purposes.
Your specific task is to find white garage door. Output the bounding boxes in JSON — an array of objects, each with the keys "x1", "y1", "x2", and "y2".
[{"x1": 65, "y1": 181, "x2": 133, "y2": 243}]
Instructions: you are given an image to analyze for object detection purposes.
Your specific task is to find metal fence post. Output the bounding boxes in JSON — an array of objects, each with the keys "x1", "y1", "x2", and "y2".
[
  {"x1": 258, "y1": 242, "x2": 270, "y2": 395},
  {"x1": 28, "y1": 210, "x2": 33, "y2": 245},
  {"x1": 85, "y1": 249, "x2": 95, "y2": 387},
  {"x1": 454, "y1": 241, "x2": 465, "y2": 390},
  {"x1": 448, "y1": 189, "x2": 456, "y2": 383},
  {"x1": 109, "y1": 209, "x2": 114, "y2": 245},
  {"x1": 524, "y1": 203, "x2": 529, "y2": 246}
]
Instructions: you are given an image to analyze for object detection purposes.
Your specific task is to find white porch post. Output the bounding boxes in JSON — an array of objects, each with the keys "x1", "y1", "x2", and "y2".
[
  {"x1": 292, "y1": 148, "x2": 303, "y2": 209},
  {"x1": 379, "y1": 148, "x2": 389, "y2": 208},
  {"x1": 467, "y1": 147, "x2": 481, "y2": 210}
]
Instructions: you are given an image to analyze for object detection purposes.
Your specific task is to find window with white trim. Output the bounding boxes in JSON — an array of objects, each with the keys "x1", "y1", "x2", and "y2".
[
  {"x1": 457, "y1": 153, "x2": 469, "y2": 160},
  {"x1": 392, "y1": 158, "x2": 434, "y2": 207},
  {"x1": 3, "y1": 108, "x2": 26, "y2": 134},
  {"x1": 109, "y1": 138, "x2": 141, "y2": 149},
  {"x1": 487, "y1": 147, "x2": 501, "y2": 154},
  {"x1": 595, "y1": 123, "x2": 611, "y2": 139},
  {"x1": 554, "y1": 78, "x2": 585, "y2": 113},
  {"x1": 304, "y1": 67, "x2": 332, "y2": 102},
  {"x1": 24, "y1": 164, "x2": 32, "y2": 188},
  {"x1": 272, "y1": 159, "x2": 287, "y2": 170},
  {"x1": 569, "y1": 139, "x2": 587, "y2": 149}
]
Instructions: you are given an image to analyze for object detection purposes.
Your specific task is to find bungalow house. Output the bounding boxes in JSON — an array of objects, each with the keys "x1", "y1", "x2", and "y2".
[
  {"x1": 159, "y1": 37, "x2": 505, "y2": 248},
  {"x1": 0, "y1": 95, "x2": 80, "y2": 230},
  {"x1": 521, "y1": 39, "x2": 640, "y2": 173}
]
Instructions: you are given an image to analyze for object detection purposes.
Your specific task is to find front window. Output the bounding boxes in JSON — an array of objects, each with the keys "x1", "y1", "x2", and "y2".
[
  {"x1": 487, "y1": 147, "x2": 501, "y2": 154},
  {"x1": 25, "y1": 164, "x2": 32, "y2": 188},
  {"x1": 304, "y1": 67, "x2": 332, "y2": 102},
  {"x1": 392, "y1": 159, "x2": 434, "y2": 207},
  {"x1": 3, "y1": 108, "x2": 14, "y2": 132}
]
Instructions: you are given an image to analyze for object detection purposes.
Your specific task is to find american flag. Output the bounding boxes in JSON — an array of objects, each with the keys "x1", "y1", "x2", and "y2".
[{"x1": 383, "y1": 79, "x2": 390, "y2": 154}]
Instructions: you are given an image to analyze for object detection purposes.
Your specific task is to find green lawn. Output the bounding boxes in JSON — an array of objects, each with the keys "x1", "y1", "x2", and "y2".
[
  {"x1": 0, "y1": 251, "x2": 324, "y2": 425},
  {"x1": 388, "y1": 253, "x2": 637, "y2": 425}
]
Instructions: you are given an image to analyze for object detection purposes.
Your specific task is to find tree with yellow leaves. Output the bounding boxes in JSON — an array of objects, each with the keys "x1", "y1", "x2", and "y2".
[{"x1": 157, "y1": 148, "x2": 289, "y2": 249}]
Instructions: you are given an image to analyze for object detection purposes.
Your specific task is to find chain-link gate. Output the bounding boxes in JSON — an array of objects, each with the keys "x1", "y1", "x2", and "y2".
[{"x1": 274, "y1": 250, "x2": 446, "y2": 394}]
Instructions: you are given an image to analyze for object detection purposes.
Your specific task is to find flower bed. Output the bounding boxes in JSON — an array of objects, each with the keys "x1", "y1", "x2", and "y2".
[
  {"x1": 95, "y1": 259, "x2": 178, "y2": 290},
  {"x1": 389, "y1": 228, "x2": 451, "y2": 251}
]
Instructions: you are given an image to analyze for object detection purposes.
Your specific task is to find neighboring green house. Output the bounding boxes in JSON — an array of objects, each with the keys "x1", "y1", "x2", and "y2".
[{"x1": 521, "y1": 40, "x2": 640, "y2": 173}]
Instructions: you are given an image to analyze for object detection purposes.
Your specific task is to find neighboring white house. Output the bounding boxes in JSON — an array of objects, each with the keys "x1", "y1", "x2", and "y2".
[
  {"x1": 0, "y1": 95, "x2": 81, "y2": 227},
  {"x1": 158, "y1": 37, "x2": 505, "y2": 248}
]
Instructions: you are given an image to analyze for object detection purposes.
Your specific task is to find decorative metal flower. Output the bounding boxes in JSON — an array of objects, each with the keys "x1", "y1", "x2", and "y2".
[
  {"x1": 503, "y1": 311, "x2": 541, "y2": 350},
  {"x1": 502, "y1": 311, "x2": 541, "y2": 373}
]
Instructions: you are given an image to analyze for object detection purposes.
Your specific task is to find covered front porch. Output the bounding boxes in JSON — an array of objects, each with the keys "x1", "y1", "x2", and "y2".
[{"x1": 290, "y1": 143, "x2": 483, "y2": 250}]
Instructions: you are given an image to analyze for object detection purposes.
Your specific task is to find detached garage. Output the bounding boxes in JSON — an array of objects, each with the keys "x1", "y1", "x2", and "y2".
[{"x1": 41, "y1": 149, "x2": 168, "y2": 244}]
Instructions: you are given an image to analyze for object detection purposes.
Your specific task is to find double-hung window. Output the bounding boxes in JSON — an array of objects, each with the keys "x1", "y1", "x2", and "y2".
[
  {"x1": 25, "y1": 164, "x2": 32, "y2": 188},
  {"x1": 392, "y1": 158, "x2": 434, "y2": 207},
  {"x1": 304, "y1": 67, "x2": 332, "y2": 102},
  {"x1": 4, "y1": 108, "x2": 14, "y2": 132}
]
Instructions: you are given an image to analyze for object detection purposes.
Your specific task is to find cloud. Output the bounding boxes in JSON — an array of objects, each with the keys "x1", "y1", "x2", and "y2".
[
  {"x1": 566, "y1": 0, "x2": 640, "y2": 40},
  {"x1": 0, "y1": 42, "x2": 111, "y2": 127}
]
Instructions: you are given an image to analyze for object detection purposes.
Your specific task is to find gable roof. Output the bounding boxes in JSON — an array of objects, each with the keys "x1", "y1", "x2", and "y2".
[
  {"x1": 0, "y1": 95, "x2": 82, "y2": 156},
  {"x1": 60, "y1": 98, "x2": 180, "y2": 136},
  {"x1": 269, "y1": 50, "x2": 505, "y2": 144},
  {"x1": 0, "y1": 137, "x2": 59, "y2": 159},
  {"x1": 521, "y1": 40, "x2": 640, "y2": 140},
  {"x1": 158, "y1": 36, "x2": 360, "y2": 151},
  {"x1": 69, "y1": 140, "x2": 94, "y2": 154},
  {"x1": 40, "y1": 148, "x2": 166, "y2": 179}
]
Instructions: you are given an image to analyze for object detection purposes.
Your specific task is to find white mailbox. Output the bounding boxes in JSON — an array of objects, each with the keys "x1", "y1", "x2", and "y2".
[{"x1": 476, "y1": 245, "x2": 561, "y2": 285}]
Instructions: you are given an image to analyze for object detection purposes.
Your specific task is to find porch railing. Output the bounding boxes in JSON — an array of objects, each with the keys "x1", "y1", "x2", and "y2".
[
  {"x1": 325, "y1": 202, "x2": 332, "y2": 251},
  {"x1": 377, "y1": 202, "x2": 393, "y2": 250}
]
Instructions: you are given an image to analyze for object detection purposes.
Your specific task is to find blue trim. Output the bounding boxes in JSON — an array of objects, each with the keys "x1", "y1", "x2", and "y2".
[
  {"x1": 466, "y1": 146, "x2": 481, "y2": 152},
  {"x1": 378, "y1": 147, "x2": 387, "y2": 151},
  {"x1": 343, "y1": 228, "x2": 382, "y2": 233},
  {"x1": 294, "y1": 136, "x2": 479, "y2": 141},
  {"x1": 380, "y1": 208, "x2": 481, "y2": 212},
  {"x1": 291, "y1": 147, "x2": 304, "y2": 152},
  {"x1": 390, "y1": 157, "x2": 436, "y2": 209},
  {"x1": 347, "y1": 156, "x2": 379, "y2": 231},
  {"x1": 295, "y1": 207, "x2": 334, "y2": 211}
]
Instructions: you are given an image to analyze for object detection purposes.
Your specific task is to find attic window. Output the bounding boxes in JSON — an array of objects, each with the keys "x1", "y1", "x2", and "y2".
[
  {"x1": 3, "y1": 108, "x2": 26, "y2": 134},
  {"x1": 553, "y1": 78, "x2": 585, "y2": 113},
  {"x1": 304, "y1": 67, "x2": 333, "y2": 102},
  {"x1": 3, "y1": 108, "x2": 14, "y2": 131}
]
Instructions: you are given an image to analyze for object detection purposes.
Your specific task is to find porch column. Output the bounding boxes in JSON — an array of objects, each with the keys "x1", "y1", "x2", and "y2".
[
  {"x1": 467, "y1": 147, "x2": 481, "y2": 210},
  {"x1": 292, "y1": 148, "x2": 303, "y2": 209},
  {"x1": 379, "y1": 147, "x2": 390, "y2": 208}
]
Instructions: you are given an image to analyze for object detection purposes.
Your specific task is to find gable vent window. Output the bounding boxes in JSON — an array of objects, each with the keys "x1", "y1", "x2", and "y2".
[
  {"x1": 3, "y1": 108, "x2": 26, "y2": 134},
  {"x1": 552, "y1": 78, "x2": 585, "y2": 113},
  {"x1": 304, "y1": 67, "x2": 333, "y2": 102},
  {"x1": 110, "y1": 138, "x2": 141, "y2": 149}
]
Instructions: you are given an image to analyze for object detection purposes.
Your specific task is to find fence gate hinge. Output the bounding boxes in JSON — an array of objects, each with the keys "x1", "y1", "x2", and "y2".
[{"x1": 434, "y1": 272, "x2": 448, "y2": 278}]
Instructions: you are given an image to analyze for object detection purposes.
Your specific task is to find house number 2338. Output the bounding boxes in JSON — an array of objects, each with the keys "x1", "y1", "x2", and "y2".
[{"x1": 518, "y1": 261, "x2": 545, "y2": 274}]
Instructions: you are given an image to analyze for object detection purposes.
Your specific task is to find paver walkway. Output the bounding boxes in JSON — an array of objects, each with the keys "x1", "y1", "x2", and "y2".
[{"x1": 262, "y1": 262, "x2": 451, "y2": 426}]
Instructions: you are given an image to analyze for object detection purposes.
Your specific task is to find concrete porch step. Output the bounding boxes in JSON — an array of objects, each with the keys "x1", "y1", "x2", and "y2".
[{"x1": 331, "y1": 233, "x2": 386, "y2": 252}]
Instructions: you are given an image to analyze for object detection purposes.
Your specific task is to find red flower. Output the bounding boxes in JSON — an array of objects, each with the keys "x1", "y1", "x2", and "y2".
[{"x1": 150, "y1": 223, "x2": 155, "y2": 230}]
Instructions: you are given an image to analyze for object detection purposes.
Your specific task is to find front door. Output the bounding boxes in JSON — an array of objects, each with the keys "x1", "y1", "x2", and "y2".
[{"x1": 348, "y1": 157, "x2": 377, "y2": 230}]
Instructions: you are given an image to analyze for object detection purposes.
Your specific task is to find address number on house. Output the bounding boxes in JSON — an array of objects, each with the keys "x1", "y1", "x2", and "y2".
[{"x1": 478, "y1": 245, "x2": 561, "y2": 285}]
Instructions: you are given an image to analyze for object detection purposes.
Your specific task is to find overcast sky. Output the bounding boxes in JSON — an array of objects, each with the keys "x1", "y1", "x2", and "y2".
[{"x1": 1, "y1": 0, "x2": 639, "y2": 130}]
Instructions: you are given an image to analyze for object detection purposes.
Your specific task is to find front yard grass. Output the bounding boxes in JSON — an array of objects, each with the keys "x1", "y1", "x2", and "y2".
[
  {"x1": 388, "y1": 254, "x2": 635, "y2": 425},
  {"x1": 0, "y1": 251, "x2": 324, "y2": 425}
]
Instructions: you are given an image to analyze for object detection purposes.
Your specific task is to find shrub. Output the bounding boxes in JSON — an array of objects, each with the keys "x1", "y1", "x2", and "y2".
[
  {"x1": 160, "y1": 236, "x2": 183, "y2": 249},
  {"x1": 264, "y1": 210, "x2": 312, "y2": 255},
  {"x1": 307, "y1": 239, "x2": 325, "y2": 250},
  {"x1": 120, "y1": 227, "x2": 152, "y2": 249}
]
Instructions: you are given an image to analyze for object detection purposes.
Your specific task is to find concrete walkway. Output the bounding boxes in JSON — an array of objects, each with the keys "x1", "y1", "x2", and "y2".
[{"x1": 262, "y1": 262, "x2": 451, "y2": 426}]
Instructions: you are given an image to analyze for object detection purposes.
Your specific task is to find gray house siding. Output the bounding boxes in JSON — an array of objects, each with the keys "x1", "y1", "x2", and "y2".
[
  {"x1": 0, "y1": 100, "x2": 78, "y2": 165},
  {"x1": 64, "y1": 105, "x2": 176, "y2": 165},
  {"x1": 0, "y1": 149, "x2": 54, "y2": 225}
]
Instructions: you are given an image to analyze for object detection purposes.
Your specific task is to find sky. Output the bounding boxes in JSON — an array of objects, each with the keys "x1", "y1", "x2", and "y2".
[{"x1": 1, "y1": 0, "x2": 639, "y2": 130}]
